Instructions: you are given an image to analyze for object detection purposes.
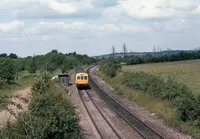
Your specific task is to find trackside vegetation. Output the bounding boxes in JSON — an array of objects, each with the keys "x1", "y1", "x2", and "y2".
[
  {"x1": 99, "y1": 60, "x2": 200, "y2": 138},
  {"x1": 123, "y1": 72, "x2": 200, "y2": 123},
  {"x1": 0, "y1": 72, "x2": 84, "y2": 139},
  {"x1": 99, "y1": 60, "x2": 121, "y2": 77},
  {"x1": 0, "y1": 50, "x2": 95, "y2": 138},
  {"x1": 0, "y1": 50, "x2": 96, "y2": 109},
  {"x1": 0, "y1": 58, "x2": 36, "y2": 109}
]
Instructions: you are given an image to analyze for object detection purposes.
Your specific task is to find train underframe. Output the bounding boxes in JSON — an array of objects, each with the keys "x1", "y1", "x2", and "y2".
[{"x1": 76, "y1": 84, "x2": 90, "y2": 90}]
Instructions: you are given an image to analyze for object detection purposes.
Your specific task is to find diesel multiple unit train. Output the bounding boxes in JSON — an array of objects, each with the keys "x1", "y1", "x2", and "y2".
[{"x1": 75, "y1": 67, "x2": 89, "y2": 89}]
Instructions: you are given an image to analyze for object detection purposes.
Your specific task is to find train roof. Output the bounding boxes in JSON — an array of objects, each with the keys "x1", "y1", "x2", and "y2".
[
  {"x1": 76, "y1": 71, "x2": 88, "y2": 74},
  {"x1": 75, "y1": 66, "x2": 85, "y2": 73}
]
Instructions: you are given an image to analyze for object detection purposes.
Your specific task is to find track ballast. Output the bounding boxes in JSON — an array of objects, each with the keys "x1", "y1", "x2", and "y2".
[{"x1": 88, "y1": 67, "x2": 164, "y2": 139}]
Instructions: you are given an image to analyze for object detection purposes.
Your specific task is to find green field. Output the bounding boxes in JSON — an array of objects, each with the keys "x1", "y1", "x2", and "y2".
[
  {"x1": 122, "y1": 59, "x2": 200, "y2": 94},
  {"x1": 97, "y1": 59, "x2": 200, "y2": 138}
]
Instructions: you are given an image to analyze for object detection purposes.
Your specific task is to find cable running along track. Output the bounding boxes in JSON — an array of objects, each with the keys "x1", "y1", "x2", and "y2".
[{"x1": 87, "y1": 67, "x2": 164, "y2": 139}]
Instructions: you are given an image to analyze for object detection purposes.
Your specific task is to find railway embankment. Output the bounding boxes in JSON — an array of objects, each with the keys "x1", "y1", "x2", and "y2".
[
  {"x1": 0, "y1": 72, "x2": 84, "y2": 139},
  {"x1": 91, "y1": 66, "x2": 193, "y2": 139}
]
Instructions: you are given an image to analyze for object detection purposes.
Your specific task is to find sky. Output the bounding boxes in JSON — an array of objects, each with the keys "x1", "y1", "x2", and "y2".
[{"x1": 1, "y1": 0, "x2": 200, "y2": 57}]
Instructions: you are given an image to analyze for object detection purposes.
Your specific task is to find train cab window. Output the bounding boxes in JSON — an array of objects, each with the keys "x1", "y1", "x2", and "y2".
[
  {"x1": 84, "y1": 76, "x2": 88, "y2": 80},
  {"x1": 81, "y1": 76, "x2": 84, "y2": 80},
  {"x1": 77, "y1": 76, "x2": 80, "y2": 80}
]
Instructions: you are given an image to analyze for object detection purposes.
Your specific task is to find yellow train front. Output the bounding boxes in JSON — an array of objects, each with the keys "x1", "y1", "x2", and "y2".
[{"x1": 75, "y1": 71, "x2": 89, "y2": 89}]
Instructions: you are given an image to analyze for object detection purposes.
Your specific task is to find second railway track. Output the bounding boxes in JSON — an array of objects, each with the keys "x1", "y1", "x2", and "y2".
[
  {"x1": 78, "y1": 89, "x2": 121, "y2": 139},
  {"x1": 87, "y1": 67, "x2": 164, "y2": 139}
]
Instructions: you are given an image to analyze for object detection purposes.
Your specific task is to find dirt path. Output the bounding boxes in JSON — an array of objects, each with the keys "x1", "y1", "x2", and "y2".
[{"x1": 0, "y1": 87, "x2": 31, "y2": 129}]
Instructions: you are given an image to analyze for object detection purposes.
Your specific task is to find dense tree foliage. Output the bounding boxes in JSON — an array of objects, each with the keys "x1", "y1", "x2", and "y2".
[
  {"x1": 112, "y1": 50, "x2": 200, "y2": 65},
  {"x1": 0, "y1": 50, "x2": 96, "y2": 73},
  {"x1": 99, "y1": 59, "x2": 121, "y2": 77},
  {"x1": 8, "y1": 53, "x2": 18, "y2": 59},
  {"x1": 0, "y1": 58, "x2": 16, "y2": 84},
  {"x1": 0, "y1": 50, "x2": 97, "y2": 87},
  {"x1": 0, "y1": 53, "x2": 8, "y2": 58}
]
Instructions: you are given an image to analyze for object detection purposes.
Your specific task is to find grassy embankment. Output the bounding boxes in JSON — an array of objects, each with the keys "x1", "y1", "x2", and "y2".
[
  {"x1": 97, "y1": 59, "x2": 200, "y2": 138},
  {"x1": 0, "y1": 72, "x2": 84, "y2": 139},
  {"x1": 0, "y1": 69, "x2": 61, "y2": 109}
]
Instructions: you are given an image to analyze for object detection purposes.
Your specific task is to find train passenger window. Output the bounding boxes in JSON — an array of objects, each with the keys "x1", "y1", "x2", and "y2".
[
  {"x1": 84, "y1": 76, "x2": 87, "y2": 80},
  {"x1": 77, "y1": 76, "x2": 80, "y2": 80},
  {"x1": 81, "y1": 76, "x2": 84, "y2": 80}
]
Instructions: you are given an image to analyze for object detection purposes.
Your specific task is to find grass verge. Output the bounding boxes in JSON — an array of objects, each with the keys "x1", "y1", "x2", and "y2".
[{"x1": 97, "y1": 69, "x2": 199, "y2": 138}]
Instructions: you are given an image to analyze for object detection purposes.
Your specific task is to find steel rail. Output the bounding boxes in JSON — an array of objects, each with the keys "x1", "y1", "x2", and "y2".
[
  {"x1": 85, "y1": 90, "x2": 122, "y2": 139},
  {"x1": 78, "y1": 90, "x2": 121, "y2": 139},
  {"x1": 78, "y1": 90, "x2": 103, "y2": 139},
  {"x1": 87, "y1": 67, "x2": 164, "y2": 139}
]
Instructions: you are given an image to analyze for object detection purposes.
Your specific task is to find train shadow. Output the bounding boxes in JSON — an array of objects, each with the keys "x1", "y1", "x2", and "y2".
[{"x1": 77, "y1": 85, "x2": 91, "y2": 90}]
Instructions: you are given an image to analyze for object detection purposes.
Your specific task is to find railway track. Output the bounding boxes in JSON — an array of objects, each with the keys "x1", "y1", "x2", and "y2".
[
  {"x1": 87, "y1": 67, "x2": 164, "y2": 139},
  {"x1": 78, "y1": 89, "x2": 121, "y2": 139}
]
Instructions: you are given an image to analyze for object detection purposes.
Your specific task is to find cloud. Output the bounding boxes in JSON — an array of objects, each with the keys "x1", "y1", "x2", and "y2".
[
  {"x1": 0, "y1": 0, "x2": 94, "y2": 19},
  {"x1": 151, "y1": 18, "x2": 188, "y2": 32},
  {"x1": 104, "y1": 0, "x2": 200, "y2": 20},
  {"x1": 23, "y1": 21, "x2": 151, "y2": 36},
  {"x1": 92, "y1": 0, "x2": 117, "y2": 7},
  {"x1": 2, "y1": 0, "x2": 200, "y2": 21},
  {"x1": 0, "y1": 21, "x2": 24, "y2": 32}
]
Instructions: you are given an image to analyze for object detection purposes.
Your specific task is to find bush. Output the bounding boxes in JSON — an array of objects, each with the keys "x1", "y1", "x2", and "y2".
[
  {"x1": 0, "y1": 58, "x2": 16, "y2": 84},
  {"x1": 1, "y1": 72, "x2": 84, "y2": 139},
  {"x1": 100, "y1": 60, "x2": 121, "y2": 77},
  {"x1": 122, "y1": 72, "x2": 200, "y2": 125}
]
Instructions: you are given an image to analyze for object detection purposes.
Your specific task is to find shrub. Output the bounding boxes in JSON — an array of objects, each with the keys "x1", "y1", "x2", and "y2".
[
  {"x1": 1, "y1": 72, "x2": 84, "y2": 139},
  {"x1": 122, "y1": 72, "x2": 200, "y2": 125},
  {"x1": 0, "y1": 58, "x2": 16, "y2": 84},
  {"x1": 100, "y1": 60, "x2": 121, "y2": 77}
]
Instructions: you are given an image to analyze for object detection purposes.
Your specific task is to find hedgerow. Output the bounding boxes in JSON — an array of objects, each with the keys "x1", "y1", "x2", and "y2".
[
  {"x1": 123, "y1": 72, "x2": 200, "y2": 126},
  {"x1": 0, "y1": 72, "x2": 84, "y2": 139}
]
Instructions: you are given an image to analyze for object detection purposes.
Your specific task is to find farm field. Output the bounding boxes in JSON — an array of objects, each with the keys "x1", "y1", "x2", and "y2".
[
  {"x1": 98, "y1": 59, "x2": 200, "y2": 138},
  {"x1": 122, "y1": 59, "x2": 200, "y2": 94}
]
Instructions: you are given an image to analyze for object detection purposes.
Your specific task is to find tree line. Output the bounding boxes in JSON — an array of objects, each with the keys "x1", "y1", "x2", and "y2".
[
  {"x1": 116, "y1": 50, "x2": 200, "y2": 65},
  {"x1": 0, "y1": 50, "x2": 97, "y2": 87}
]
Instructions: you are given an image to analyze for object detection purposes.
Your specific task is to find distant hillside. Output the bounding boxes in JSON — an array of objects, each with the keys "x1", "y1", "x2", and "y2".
[{"x1": 95, "y1": 50, "x2": 197, "y2": 58}]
